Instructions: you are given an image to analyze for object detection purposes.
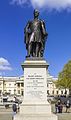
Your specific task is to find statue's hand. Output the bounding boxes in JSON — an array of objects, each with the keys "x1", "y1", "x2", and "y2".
[
  {"x1": 45, "y1": 32, "x2": 48, "y2": 36},
  {"x1": 43, "y1": 33, "x2": 48, "y2": 39}
]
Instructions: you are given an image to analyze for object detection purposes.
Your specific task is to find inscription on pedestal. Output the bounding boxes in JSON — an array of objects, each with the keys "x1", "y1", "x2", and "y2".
[{"x1": 24, "y1": 68, "x2": 47, "y2": 101}]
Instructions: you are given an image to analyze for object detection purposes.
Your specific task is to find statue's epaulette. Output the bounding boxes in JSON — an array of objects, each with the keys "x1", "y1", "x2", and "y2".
[
  {"x1": 42, "y1": 20, "x2": 45, "y2": 23},
  {"x1": 29, "y1": 20, "x2": 34, "y2": 24},
  {"x1": 40, "y1": 19, "x2": 45, "y2": 24}
]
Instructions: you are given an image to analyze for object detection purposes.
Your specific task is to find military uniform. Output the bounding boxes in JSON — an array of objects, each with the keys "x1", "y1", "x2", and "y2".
[{"x1": 24, "y1": 10, "x2": 48, "y2": 57}]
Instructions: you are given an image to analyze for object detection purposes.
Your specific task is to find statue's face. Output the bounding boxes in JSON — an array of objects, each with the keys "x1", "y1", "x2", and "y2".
[{"x1": 34, "y1": 10, "x2": 39, "y2": 18}]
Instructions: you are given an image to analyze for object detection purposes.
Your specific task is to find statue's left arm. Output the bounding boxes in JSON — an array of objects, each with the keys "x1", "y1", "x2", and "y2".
[
  {"x1": 40, "y1": 20, "x2": 48, "y2": 55},
  {"x1": 41, "y1": 20, "x2": 48, "y2": 38}
]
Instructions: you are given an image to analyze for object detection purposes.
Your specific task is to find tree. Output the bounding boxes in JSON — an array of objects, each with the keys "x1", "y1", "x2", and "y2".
[{"x1": 55, "y1": 60, "x2": 71, "y2": 95}]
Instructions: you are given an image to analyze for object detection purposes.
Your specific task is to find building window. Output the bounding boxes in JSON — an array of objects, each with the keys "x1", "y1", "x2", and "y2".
[
  {"x1": 0, "y1": 90, "x2": 2, "y2": 95},
  {"x1": 14, "y1": 89, "x2": 16, "y2": 94},
  {"x1": 17, "y1": 83, "x2": 20, "y2": 87},
  {"x1": 0, "y1": 83, "x2": 2, "y2": 86},
  {"x1": 18, "y1": 90, "x2": 20, "y2": 94},
  {"x1": 21, "y1": 83, "x2": 24, "y2": 87},
  {"x1": 9, "y1": 84, "x2": 11, "y2": 86},
  {"x1": 4, "y1": 84, "x2": 6, "y2": 86},
  {"x1": 9, "y1": 90, "x2": 11, "y2": 94},
  {"x1": 4, "y1": 90, "x2": 7, "y2": 93},
  {"x1": 65, "y1": 90, "x2": 67, "y2": 94},
  {"x1": 21, "y1": 90, "x2": 23, "y2": 96},
  {"x1": 47, "y1": 84, "x2": 48, "y2": 87},
  {"x1": 56, "y1": 91, "x2": 58, "y2": 95},
  {"x1": 47, "y1": 90, "x2": 49, "y2": 95},
  {"x1": 52, "y1": 90, "x2": 54, "y2": 95},
  {"x1": 14, "y1": 84, "x2": 16, "y2": 86},
  {"x1": 61, "y1": 91, "x2": 63, "y2": 94}
]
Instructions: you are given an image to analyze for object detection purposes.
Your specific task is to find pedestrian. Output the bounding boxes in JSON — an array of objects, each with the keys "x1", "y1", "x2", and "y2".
[
  {"x1": 66, "y1": 100, "x2": 70, "y2": 113},
  {"x1": 58, "y1": 102, "x2": 61, "y2": 113},
  {"x1": 57, "y1": 99, "x2": 61, "y2": 113},
  {"x1": 60, "y1": 103, "x2": 63, "y2": 113},
  {"x1": 14, "y1": 96, "x2": 20, "y2": 112},
  {"x1": 55, "y1": 102, "x2": 58, "y2": 113},
  {"x1": 12, "y1": 103, "x2": 17, "y2": 120},
  {"x1": 17, "y1": 102, "x2": 20, "y2": 112}
]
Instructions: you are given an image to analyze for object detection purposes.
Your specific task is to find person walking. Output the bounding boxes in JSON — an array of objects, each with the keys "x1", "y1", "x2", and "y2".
[
  {"x1": 12, "y1": 103, "x2": 17, "y2": 120},
  {"x1": 66, "y1": 100, "x2": 70, "y2": 113},
  {"x1": 60, "y1": 102, "x2": 63, "y2": 113},
  {"x1": 55, "y1": 102, "x2": 58, "y2": 113}
]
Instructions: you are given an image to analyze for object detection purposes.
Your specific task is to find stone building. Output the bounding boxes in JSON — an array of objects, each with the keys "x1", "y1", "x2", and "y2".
[{"x1": 0, "y1": 76, "x2": 24, "y2": 96}]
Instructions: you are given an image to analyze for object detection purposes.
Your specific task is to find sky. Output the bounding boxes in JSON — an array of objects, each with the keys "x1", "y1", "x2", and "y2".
[{"x1": 0, "y1": 0, "x2": 71, "y2": 77}]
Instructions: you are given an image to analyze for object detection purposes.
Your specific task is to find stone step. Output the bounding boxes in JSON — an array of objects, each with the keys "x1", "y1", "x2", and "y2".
[{"x1": 14, "y1": 113, "x2": 58, "y2": 120}]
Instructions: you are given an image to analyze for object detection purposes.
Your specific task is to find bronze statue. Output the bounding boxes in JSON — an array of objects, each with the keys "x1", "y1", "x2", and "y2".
[{"x1": 24, "y1": 9, "x2": 48, "y2": 58}]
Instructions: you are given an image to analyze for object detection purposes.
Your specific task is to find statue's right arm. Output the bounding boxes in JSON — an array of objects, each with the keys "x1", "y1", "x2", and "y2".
[
  {"x1": 24, "y1": 21, "x2": 30, "y2": 44},
  {"x1": 24, "y1": 21, "x2": 30, "y2": 33}
]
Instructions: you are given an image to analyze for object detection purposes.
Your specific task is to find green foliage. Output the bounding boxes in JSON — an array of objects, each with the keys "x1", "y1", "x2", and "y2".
[{"x1": 56, "y1": 60, "x2": 71, "y2": 90}]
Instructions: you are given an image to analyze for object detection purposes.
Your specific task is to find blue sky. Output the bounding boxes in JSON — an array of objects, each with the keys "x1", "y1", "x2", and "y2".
[{"x1": 0, "y1": 0, "x2": 71, "y2": 77}]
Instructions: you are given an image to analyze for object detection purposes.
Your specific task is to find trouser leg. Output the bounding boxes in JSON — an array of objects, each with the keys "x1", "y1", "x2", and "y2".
[
  {"x1": 27, "y1": 43, "x2": 32, "y2": 57},
  {"x1": 36, "y1": 42, "x2": 40, "y2": 57}
]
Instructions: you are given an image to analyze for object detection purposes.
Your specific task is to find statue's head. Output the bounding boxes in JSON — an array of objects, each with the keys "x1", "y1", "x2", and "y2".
[{"x1": 34, "y1": 9, "x2": 39, "y2": 18}]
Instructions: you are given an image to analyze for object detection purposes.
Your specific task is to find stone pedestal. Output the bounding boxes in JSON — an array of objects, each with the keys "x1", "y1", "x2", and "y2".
[{"x1": 14, "y1": 58, "x2": 58, "y2": 120}]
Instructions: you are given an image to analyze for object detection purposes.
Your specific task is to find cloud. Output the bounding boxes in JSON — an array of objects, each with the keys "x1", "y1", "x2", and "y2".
[
  {"x1": 0, "y1": 58, "x2": 12, "y2": 71},
  {"x1": 10, "y1": 0, "x2": 28, "y2": 5},
  {"x1": 10, "y1": 0, "x2": 71, "y2": 11}
]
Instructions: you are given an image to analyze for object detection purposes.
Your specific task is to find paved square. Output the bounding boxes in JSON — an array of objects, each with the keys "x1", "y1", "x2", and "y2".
[{"x1": 0, "y1": 105, "x2": 71, "y2": 120}]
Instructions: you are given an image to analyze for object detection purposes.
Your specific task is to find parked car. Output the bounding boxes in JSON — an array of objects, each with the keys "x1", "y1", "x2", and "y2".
[
  {"x1": 54, "y1": 95, "x2": 71, "y2": 105},
  {"x1": 1, "y1": 95, "x2": 8, "y2": 102},
  {"x1": 47, "y1": 95, "x2": 56, "y2": 103}
]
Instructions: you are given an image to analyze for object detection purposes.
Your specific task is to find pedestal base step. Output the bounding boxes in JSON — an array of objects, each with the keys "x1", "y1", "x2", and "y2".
[
  {"x1": 14, "y1": 113, "x2": 58, "y2": 120},
  {"x1": 20, "y1": 102, "x2": 51, "y2": 114}
]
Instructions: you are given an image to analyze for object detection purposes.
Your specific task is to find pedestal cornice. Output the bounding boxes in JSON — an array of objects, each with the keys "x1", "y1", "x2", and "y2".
[{"x1": 21, "y1": 57, "x2": 49, "y2": 70}]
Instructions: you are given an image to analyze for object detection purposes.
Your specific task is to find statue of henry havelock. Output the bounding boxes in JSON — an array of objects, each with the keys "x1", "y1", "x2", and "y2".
[{"x1": 24, "y1": 9, "x2": 48, "y2": 58}]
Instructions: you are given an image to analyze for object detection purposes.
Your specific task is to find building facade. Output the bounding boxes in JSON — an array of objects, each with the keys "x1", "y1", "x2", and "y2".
[{"x1": 0, "y1": 76, "x2": 24, "y2": 96}]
